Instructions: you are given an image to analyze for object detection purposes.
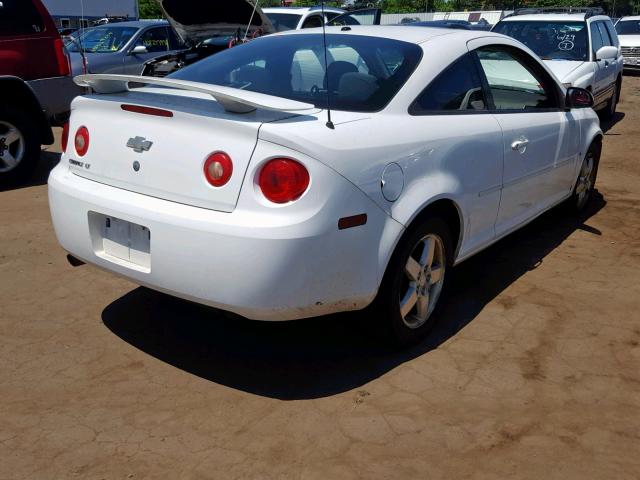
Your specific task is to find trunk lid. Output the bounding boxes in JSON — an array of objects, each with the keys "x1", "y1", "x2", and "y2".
[{"x1": 67, "y1": 88, "x2": 300, "y2": 212}]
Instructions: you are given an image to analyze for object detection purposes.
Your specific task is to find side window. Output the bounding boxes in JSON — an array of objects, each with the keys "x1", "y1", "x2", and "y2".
[
  {"x1": 477, "y1": 46, "x2": 556, "y2": 111},
  {"x1": 591, "y1": 22, "x2": 605, "y2": 55},
  {"x1": 597, "y1": 22, "x2": 613, "y2": 47},
  {"x1": 604, "y1": 20, "x2": 620, "y2": 48},
  {"x1": 167, "y1": 27, "x2": 185, "y2": 50},
  {"x1": 301, "y1": 15, "x2": 323, "y2": 29},
  {"x1": 410, "y1": 53, "x2": 486, "y2": 114},
  {"x1": 136, "y1": 27, "x2": 170, "y2": 53}
]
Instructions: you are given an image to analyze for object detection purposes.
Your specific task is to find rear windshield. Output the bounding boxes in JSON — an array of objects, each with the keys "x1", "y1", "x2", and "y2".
[
  {"x1": 265, "y1": 13, "x2": 303, "y2": 32},
  {"x1": 616, "y1": 20, "x2": 640, "y2": 35},
  {"x1": 68, "y1": 26, "x2": 139, "y2": 53},
  {"x1": 169, "y1": 34, "x2": 423, "y2": 112},
  {"x1": 493, "y1": 21, "x2": 588, "y2": 61},
  {"x1": 0, "y1": 0, "x2": 45, "y2": 37}
]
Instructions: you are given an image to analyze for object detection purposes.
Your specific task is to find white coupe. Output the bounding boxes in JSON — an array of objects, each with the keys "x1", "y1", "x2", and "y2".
[{"x1": 49, "y1": 26, "x2": 603, "y2": 345}]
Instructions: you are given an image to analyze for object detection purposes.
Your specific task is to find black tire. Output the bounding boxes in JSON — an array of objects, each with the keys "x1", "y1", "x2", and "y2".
[
  {"x1": 0, "y1": 102, "x2": 40, "y2": 187},
  {"x1": 372, "y1": 217, "x2": 453, "y2": 347},
  {"x1": 569, "y1": 140, "x2": 601, "y2": 212},
  {"x1": 601, "y1": 82, "x2": 618, "y2": 121}
]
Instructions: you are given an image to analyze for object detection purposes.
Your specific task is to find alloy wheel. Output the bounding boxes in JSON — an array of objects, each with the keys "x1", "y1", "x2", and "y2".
[
  {"x1": 575, "y1": 151, "x2": 596, "y2": 210},
  {"x1": 399, "y1": 233, "x2": 446, "y2": 329},
  {"x1": 0, "y1": 121, "x2": 25, "y2": 173}
]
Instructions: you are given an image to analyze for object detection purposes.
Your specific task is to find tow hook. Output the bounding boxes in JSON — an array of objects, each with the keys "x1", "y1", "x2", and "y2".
[{"x1": 66, "y1": 254, "x2": 85, "y2": 267}]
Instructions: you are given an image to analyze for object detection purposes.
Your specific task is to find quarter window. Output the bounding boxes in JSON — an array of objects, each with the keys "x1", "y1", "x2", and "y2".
[
  {"x1": 410, "y1": 53, "x2": 486, "y2": 114},
  {"x1": 477, "y1": 47, "x2": 556, "y2": 111},
  {"x1": 301, "y1": 15, "x2": 323, "y2": 29}
]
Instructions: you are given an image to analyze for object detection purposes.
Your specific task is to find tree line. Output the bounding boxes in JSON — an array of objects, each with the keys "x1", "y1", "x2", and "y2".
[{"x1": 138, "y1": 0, "x2": 639, "y2": 19}]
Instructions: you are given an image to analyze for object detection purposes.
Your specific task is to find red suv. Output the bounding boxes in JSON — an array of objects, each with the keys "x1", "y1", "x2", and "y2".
[{"x1": 0, "y1": 0, "x2": 80, "y2": 185}]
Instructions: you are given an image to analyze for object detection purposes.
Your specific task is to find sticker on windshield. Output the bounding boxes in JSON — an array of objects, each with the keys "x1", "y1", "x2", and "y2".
[{"x1": 557, "y1": 33, "x2": 576, "y2": 51}]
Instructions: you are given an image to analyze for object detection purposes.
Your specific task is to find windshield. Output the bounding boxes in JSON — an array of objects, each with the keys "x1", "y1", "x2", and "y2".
[
  {"x1": 169, "y1": 34, "x2": 422, "y2": 112},
  {"x1": 616, "y1": 20, "x2": 640, "y2": 35},
  {"x1": 265, "y1": 13, "x2": 302, "y2": 31},
  {"x1": 67, "y1": 26, "x2": 139, "y2": 53},
  {"x1": 493, "y1": 21, "x2": 588, "y2": 61}
]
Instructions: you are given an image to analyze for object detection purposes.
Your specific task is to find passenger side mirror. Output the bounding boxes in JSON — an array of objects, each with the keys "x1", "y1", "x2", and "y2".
[
  {"x1": 130, "y1": 45, "x2": 148, "y2": 55},
  {"x1": 595, "y1": 45, "x2": 618, "y2": 61},
  {"x1": 565, "y1": 87, "x2": 594, "y2": 109}
]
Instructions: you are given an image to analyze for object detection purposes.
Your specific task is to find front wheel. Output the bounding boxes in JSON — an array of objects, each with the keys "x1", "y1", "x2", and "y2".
[
  {"x1": 373, "y1": 217, "x2": 452, "y2": 347},
  {"x1": 601, "y1": 83, "x2": 618, "y2": 121},
  {"x1": 570, "y1": 141, "x2": 601, "y2": 212}
]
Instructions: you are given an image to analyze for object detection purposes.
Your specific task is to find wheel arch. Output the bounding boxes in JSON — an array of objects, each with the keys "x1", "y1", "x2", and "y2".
[{"x1": 0, "y1": 76, "x2": 53, "y2": 145}]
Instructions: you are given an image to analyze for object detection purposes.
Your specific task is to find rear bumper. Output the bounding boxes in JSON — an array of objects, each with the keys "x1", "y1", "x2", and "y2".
[
  {"x1": 48, "y1": 163, "x2": 397, "y2": 320},
  {"x1": 27, "y1": 76, "x2": 83, "y2": 124}
]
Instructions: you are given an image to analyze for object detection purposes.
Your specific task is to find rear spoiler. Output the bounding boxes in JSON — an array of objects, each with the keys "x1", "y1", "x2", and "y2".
[{"x1": 74, "y1": 74, "x2": 315, "y2": 114}]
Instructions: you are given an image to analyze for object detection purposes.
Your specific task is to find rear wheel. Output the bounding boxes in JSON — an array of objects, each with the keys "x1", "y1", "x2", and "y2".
[
  {"x1": 373, "y1": 217, "x2": 452, "y2": 347},
  {"x1": 601, "y1": 82, "x2": 618, "y2": 121},
  {"x1": 0, "y1": 103, "x2": 40, "y2": 186}
]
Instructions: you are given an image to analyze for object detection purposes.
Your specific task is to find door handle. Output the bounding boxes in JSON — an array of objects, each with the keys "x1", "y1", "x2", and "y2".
[{"x1": 511, "y1": 138, "x2": 529, "y2": 154}]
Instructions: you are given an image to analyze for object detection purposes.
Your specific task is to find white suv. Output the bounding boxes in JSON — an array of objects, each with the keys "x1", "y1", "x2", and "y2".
[
  {"x1": 615, "y1": 16, "x2": 640, "y2": 70},
  {"x1": 262, "y1": 6, "x2": 345, "y2": 31},
  {"x1": 493, "y1": 8, "x2": 623, "y2": 119}
]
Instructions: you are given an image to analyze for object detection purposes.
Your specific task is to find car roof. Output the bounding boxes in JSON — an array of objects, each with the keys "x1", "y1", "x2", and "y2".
[
  {"x1": 618, "y1": 16, "x2": 640, "y2": 21},
  {"x1": 273, "y1": 25, "x2": 500, "y2": 44},
  {"x1": 500, "y1": 13, "x2": 608, "y2": 22},
  {"x1": 262, "y1": 7, "x2": 344, "y2": 14},
  {"x1": 91, "y1": 20, "x2": 168, "y2": 28}
]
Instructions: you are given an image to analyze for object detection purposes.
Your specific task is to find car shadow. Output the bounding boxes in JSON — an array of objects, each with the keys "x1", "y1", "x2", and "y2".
[
  {"x1": 601, "y1": 111, "x2": 625, "y2": 134},
  {"x1": 0, "y1": 150, "x2": 60, "y2": 192},
  {"x1": 102, "y1": 193, "x2": 606, "y2": 400}
]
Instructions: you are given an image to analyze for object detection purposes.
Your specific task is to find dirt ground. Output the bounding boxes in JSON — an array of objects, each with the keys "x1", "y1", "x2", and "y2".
[{"x1": 1, "y1": 77, "x2": 640, "y2": 480}]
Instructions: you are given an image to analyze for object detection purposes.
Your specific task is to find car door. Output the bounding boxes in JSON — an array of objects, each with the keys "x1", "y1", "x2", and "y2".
[
  {"x1": 472, "y1": 43, "x2": 579, "y2": 236},
  {"x1": 122, "y1": 26, "x2": 171, "y2": 75},
  {"x1": 408, "y1": 52, "x2": 504, "y2": 255},
  {"x1": 590, "y1": 20, "x2": 617, "y2": 105}
]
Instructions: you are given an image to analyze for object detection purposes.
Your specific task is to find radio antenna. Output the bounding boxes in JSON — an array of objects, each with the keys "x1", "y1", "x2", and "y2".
[{"x1": 320, "y1": 0, "x2": 334, "y2": 129}]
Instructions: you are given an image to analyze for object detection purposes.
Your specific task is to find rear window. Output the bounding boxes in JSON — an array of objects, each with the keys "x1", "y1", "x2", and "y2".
[
  {"x1": 170, "y1": 34, "x2": 422, "y2": 112},
  {"x1": 0, "y1": 0, "x2": 46, "y2": 36},
  {"x1": 616, "y1": 20, "x2": 640, "y2": 35}
]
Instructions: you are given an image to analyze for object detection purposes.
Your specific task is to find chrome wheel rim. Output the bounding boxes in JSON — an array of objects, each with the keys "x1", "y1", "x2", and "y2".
[
  {"x1": 0, "y1": 121, "x2": 25, "y2": 173},
  {"x1": 575, "y1": 152, "x2": 595, "y2": 209},
  {"x1": 399, "y1": 234, "x2": 446, "y2": 329}
]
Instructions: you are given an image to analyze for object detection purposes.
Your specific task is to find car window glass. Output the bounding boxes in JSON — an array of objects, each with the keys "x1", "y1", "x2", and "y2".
[
  {"x1": 604, "y1": 21, "x2": 620, "y2": 47},
  {"x1": 171, "y1": 34, "x2": 422, "y2": 113},
  {"x1": 597, "y1": 22, "x2": 613, "y2": 47},
  {"x1": 70, "y1": 26, "x2": 139, "y2": 53},
  {"x1": 477, "y1": 47, "x2": 555, "y2": 111},
  {"x1": 264, "y1": 13, "x2": 302, "y2": 31},
  {"x1": 411, "y1": 54, "x2": 486, "y2": 114},
  {"x1": 616, "y1": 20, "x2": 640, "y2": 35},
  {"x1": 0, "y1": 0, "x2": 45, "y2": 36},
  {"x1": 167, "y1": 27, "x2": 185, "y2": 50},
  {"x1": 136, "y1": 27, "x2": 170, "y2": 52},
  {"x1": 591, "y1": 22, "x2": 605, "y2": 54},
  {"x1": 492, "y1": 21, "x2": 588, "y2": 61},
  {"x1": 301, "y1": 15, "x2": 323, "y2": 29}
]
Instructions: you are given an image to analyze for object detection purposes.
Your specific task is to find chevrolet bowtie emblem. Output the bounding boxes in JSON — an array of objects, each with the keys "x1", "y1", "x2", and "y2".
[{"x1": 127, "y1": 136, "x2": 153, "y2": 153}]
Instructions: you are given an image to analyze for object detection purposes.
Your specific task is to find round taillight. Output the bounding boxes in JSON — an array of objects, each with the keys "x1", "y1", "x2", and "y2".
[
  {"x1": 258, "y1": 158, "x2": 310, "y2": 204},
  {"x1": 74, "y1": 126, "x2": 89, "y2": 156},
  {"x1": 61, "y1": 123, "x2": 69, "y2": 153},
  {"x1": 204, "y1": 152, "x2": 233, "y2": 187}
]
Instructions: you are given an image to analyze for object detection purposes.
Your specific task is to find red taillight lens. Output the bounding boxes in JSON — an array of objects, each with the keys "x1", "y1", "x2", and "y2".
[
  {"x1": 204, "y1": 152, "x2": 233, "y2": 187},
  {"x1": 54, "y1": 38, "x2": 71, "y2": 77},
  {"x1": 74, "y1": 126, "x2": 89, "y2": 157},
  {"x1": 61, "y1": 123, "x2": 69, "y2": 153},
  {"x1": 258, "y1": 158, "x2": 310, "y2": 204}
]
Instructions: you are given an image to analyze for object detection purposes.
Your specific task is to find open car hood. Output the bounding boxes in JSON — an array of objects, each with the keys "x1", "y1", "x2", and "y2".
[{"x1": 155, "y1": 0, "x2": 275, "y2": 46}]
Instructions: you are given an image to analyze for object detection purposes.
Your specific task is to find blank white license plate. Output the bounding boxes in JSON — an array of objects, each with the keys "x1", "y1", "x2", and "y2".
[{"x1": 96, "y1": 214, "x2": 150, "y2": 270}]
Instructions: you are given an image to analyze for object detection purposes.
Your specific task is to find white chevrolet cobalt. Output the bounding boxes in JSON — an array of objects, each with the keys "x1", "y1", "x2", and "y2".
[{"x1": 49, "y1": 26, "x2": 603, "y2": 345}]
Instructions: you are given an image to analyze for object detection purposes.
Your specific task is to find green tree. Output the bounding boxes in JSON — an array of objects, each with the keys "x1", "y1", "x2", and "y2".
[{"x1": 138, "y1": 0, "x2": 163, "y2": 19}]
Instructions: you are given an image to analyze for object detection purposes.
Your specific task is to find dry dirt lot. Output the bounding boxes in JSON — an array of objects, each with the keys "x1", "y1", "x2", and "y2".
[{"x1": 1, "y1": 77, "x2": 640, "y2": 480}]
